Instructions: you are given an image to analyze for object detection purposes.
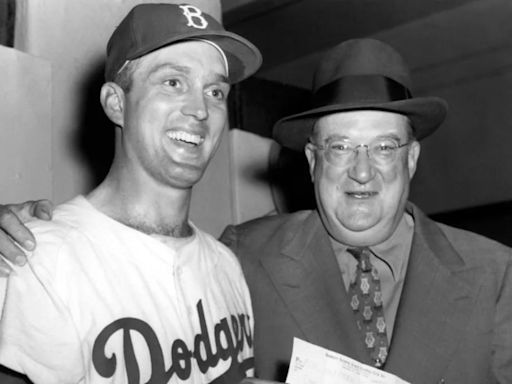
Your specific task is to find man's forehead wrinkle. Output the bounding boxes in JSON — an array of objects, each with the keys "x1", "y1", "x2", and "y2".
[
  {"x1": 321, "y1": 133, "x2": 403, "y2": 141},
  {"x1": 316, "y1": 124, "x2": 408, "y2": 143},
  {"x1": 321, "y1": 134, "x2": 350, "y2": 141},
  {"x1": 142, "y1": 61, "x2": 228, "y2": 85},
  {"x1": 146, "y1": 63, "x2": 192, "y2": 77}
]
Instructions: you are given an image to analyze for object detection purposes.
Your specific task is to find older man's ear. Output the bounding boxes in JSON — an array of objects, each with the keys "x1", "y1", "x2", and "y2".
[{"x1": 407, "y1": 140, "x2": 421, "y2": 179}]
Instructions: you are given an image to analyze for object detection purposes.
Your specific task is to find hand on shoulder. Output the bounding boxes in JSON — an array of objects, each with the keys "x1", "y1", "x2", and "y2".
[{"x1": 0, "y1": 199, "x2": 53, "y2": 275}]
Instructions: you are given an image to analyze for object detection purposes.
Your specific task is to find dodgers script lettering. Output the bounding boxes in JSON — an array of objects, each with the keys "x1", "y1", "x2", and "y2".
[{"x1": 92, "y1": 299, "x2": 253, "y2": 383}]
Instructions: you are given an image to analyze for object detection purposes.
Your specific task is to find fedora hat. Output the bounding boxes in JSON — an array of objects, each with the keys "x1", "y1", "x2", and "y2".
[{"x1": 273, "y1": 38, "x2": 448, "y2": 151}]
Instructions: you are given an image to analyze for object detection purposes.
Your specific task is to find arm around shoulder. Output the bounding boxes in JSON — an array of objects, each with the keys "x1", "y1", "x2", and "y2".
[
  {"x1": 0, "y1": 199, "x2": 54, "y2": 270},
  {"x1": 0, "y1": 229, "x2": 84, "y2": 383}
]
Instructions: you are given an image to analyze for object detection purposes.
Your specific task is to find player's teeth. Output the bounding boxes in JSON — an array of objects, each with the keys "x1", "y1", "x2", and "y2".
[{"x1": 167, "y1": 131, "x2": 203, "y2": 145}]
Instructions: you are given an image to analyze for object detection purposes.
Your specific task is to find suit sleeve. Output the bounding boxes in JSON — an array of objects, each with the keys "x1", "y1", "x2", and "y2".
[
  {"x1": 0, "y1": 234, "x2": 84, "y2": 384},
  {"x1": 493, "y1": 256, "x2": 512, "y2": 383},
  {"x1": 219, "y1": 225, "x2": 239, "y2": 256}
]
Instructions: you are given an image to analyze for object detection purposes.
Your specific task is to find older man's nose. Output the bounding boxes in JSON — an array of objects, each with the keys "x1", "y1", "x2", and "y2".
[{"x1": 348, "y1": 149, "x2": 376, "y2": 183}]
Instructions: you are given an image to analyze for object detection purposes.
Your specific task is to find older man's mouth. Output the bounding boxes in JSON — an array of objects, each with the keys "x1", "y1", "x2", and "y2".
[
  {"x1": 166, "y1": 131, "x2": 205, "y2": 146},
  {"x1": 346, "y1": 191, "x2": 378, "y2": 199}
]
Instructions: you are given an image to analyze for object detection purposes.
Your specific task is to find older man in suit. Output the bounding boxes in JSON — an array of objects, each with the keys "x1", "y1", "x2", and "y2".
[
  {"x1": 220, "y1": 39, "x2": 512, "y2": 384},
  {"x1": 0, "y1": 39, "x2": 511, "y2": 384}
]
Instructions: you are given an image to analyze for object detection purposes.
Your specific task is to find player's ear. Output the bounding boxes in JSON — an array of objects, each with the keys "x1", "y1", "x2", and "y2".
[{"x1": 100, "y1": 82, "x2": 125, "y2": 127}]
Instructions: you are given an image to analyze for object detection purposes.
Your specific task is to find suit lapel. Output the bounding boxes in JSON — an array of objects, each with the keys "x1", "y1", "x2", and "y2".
[
  {"x1": 258, "y1": 205, "x2": 484, "y2": 380},
  {"x1": 386, "y1": 205, "x2": 483, "y2": 382},
  {"x1": 260, "y1": 211, "x2": 371, "y2": 364}
]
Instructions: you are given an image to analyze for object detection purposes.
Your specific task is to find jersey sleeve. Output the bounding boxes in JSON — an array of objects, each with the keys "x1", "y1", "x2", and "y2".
[{"x1": 0, "y1": 227, "x2": 85, "y2": 384}]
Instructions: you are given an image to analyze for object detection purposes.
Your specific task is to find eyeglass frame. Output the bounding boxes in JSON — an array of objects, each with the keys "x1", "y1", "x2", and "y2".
[{"x1": 307, "y1": 136, "x2": 413, "y2": 167}]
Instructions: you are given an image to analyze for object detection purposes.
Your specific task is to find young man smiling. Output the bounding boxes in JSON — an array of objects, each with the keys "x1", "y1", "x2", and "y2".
[{"x1": 0, "y1": 3, "x2": 261, "y2": 383}]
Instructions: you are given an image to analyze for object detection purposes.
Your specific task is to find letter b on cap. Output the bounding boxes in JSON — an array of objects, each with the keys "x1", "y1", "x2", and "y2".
[{"x1": 179, "y1": 5, "x2": 208, "y2": 29}]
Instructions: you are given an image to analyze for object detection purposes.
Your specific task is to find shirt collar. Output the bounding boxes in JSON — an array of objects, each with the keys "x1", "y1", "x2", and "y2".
[
  {"x1": 371, "y1": 212, "x2": 414, "y2": 279},
  {"x1": 329, "y1": 212, "x2": 414, "y2": 281}
]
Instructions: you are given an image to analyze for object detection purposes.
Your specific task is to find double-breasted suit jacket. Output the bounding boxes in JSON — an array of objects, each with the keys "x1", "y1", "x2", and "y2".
[{"x1": 220, "y1": 203, "x2": 512, "y2": 384}]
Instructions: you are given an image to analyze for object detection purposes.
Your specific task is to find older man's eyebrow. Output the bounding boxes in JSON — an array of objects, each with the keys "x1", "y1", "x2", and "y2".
[{"x1": 376, "y1": 133, "x2": 404, "y2": 141}]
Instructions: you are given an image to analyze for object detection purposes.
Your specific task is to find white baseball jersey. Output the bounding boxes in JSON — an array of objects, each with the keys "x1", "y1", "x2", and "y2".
[{"x1": 0, "y1": 196, "x2": 254, "y2": 383}]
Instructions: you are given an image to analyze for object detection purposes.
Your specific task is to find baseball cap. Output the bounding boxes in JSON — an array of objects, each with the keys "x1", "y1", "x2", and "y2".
[{"x1": 105, "y1": 3, "x2": 262, "y2": 84}]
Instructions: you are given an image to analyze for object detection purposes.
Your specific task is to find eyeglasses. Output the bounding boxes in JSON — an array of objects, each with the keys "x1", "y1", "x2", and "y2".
[{"x1": 308, "y1": 137, "x2": 411, "y2": 167}]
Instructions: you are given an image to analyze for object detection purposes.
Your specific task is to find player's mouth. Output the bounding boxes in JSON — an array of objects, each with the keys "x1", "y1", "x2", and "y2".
[{"x1": 166, "y1": 131, "x2": 205, "y2": 146}]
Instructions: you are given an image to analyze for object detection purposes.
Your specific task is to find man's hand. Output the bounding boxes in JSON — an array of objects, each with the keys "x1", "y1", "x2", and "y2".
[{"x1": 0, "y1": 200, "x2": 53, "y2": 275}]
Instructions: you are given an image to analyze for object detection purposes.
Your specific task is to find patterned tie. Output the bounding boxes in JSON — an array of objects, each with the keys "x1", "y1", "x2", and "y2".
[{"x1": 347, "y1": 247, "x2": 389, "y2": 368}]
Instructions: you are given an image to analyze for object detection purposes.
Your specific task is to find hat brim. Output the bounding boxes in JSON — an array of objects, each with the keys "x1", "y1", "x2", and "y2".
[
  {"x1": 273, "y1": 97, "x2": 448, "y2": 151},
  {"x1": 127, "y1": 30, "x2": 262, "y2": 84}
]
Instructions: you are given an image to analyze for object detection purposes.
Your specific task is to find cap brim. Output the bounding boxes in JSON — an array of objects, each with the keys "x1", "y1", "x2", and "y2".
[
  {"x1": 273, "y1": 97, "x2": 448, "y2": 151},
  {"x1": 126, "y1": 30, "x2": 262, "y2": 84},
  {"x1": 207, "y1": 33, "x2": 262, "y2": 83}
]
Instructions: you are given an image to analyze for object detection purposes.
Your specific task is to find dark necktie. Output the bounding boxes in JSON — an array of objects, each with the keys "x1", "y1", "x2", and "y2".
[{"x1": 347, "y1": 247, "x2": 389, "y2": 368}]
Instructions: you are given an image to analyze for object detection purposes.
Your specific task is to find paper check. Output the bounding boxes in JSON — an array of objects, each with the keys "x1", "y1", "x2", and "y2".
[{"x1": 286, "y1": 338, "x2": 410, "y2": 384}]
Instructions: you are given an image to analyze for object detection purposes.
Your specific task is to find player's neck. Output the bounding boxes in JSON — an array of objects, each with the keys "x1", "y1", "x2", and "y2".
[{"x1": 87, "y1": 172, "x2": 193, "y2": 237}]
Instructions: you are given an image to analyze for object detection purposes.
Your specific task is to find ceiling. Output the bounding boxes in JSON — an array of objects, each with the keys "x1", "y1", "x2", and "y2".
[{"x1": 220, "y1": 0, "x2": 509, "y2": 88}]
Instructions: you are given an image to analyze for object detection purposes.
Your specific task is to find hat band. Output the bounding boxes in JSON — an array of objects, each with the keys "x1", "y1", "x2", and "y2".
[{"x1": 312, "y1": 75, "x2": 412, "y2": 108}]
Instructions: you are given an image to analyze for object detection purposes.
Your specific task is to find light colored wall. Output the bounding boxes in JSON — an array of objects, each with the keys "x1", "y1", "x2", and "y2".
[
  {"x1": 8, "y1": 0, "x2": 229, "y2": 236},
  {"x1": 229, "y1": 129, "x2": 276, "y2": 224},
  {"x1": 0, "y1": 46, "x2": 52, "y2": 202},
  {"x1": 189, "y1": 126, "x2": 234, "y2": 237}
]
